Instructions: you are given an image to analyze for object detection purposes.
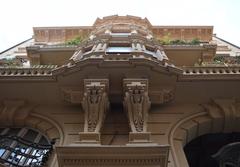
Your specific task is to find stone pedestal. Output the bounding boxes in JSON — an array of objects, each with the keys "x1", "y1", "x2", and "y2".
[
  {"x1": 77, "y1": 132, "x2": 100, "y2": 144},
  {"x1": 129, "y1": 132, "x2": 152, "y2": 143}
]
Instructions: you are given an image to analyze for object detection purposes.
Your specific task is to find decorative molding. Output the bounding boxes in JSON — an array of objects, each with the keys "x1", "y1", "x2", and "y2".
[
  {"x1": 0, "y1": 100, "x2": 31, "y2": 126},
  {"x1": 169, "y1": 98, "x2": 240, "y2": 167},
  {"x1": 211, "y1": 98, "x2": 239, "y2": 132},
  {"x1": 56, "y1": 145, "x2": 170, "y2": 167},
  {"x1": 79, "y1": 79, "x2": 109, "y2": 143},
  {"x1": 123, "y1": 79, "x2": 151, "y2": 142},
  {"x1": 181, "y1": 67, "x2": 240, "y2": 81},
  {"x1": 61, "y1": 88, "x2": 82, "y2": 104},
  {"x1": 201, "y1": 98, "x2": 240, "y2": 133},
  {"x1": 150, "y1": 89, "x2": 175, "y2": 104}
]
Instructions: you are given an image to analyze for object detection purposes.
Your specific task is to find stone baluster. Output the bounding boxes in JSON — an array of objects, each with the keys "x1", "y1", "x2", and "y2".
[
  {"x1": 131, "y1": 29, "x2": 137, "y2": 35},
  {"x1": 102, "y1": 43, "x2": 107, "y2": 51},
  {"x1": 91, "y1": 44, "x2": 97, "y2": 52},
  {"x1": 132, "y1": 43, "x2": 137, "y2": 50},
  {"x1": 136, "y1": 43, "x2": 142, "y2": 51},
  {"x1": 142, "y1": 45, "x2": 146, "y2": 51},
  {"x1": 95, "y1": 43, "x2": 103, "y2": 52},
  {"x1": 156, "y1": 49, "x2": 163, "y2": 61},
  {"x1": 105, "y1": 29, "x2": 111, "y2": 35}
]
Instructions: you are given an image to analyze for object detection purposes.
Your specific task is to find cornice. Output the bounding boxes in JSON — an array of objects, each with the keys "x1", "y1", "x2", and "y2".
[
  {"x1": 180, "y1": 66, "x2": 240, "y2": 81},
  {"x1": 27, "y1": 45, "x2": 78, "y2": 52},
  {"x1": 56, "y1": 145, "x2": 169, "y2": 167},
  {"x1": 0, "y1": 67, "x2": 57, "y2": 81},
  {"x1": 53, "y1": 56, "x2": 182, "y2": 76},
  {"x1": 1, "y1": 60, "x2": 240, "y2": 81},
  {"x1": 163, "y1": 44, "x2": 217, "y2": 50}
]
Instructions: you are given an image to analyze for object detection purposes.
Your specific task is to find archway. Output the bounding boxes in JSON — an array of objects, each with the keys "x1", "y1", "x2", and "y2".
[{"x1": 169, "y1": 98, "x2": 240, "y2": 167}]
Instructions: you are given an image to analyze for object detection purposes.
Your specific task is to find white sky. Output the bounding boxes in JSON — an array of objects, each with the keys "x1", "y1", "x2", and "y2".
[{"x1": 0, "y1": 0, "x2": 239, "y2": 52}]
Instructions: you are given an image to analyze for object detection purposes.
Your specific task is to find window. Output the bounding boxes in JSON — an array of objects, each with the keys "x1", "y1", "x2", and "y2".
[
  {"x1": 111, "y1": 33, "x2": 131, "y2": 37},
  {"x1": 106, "y1": 47, "x2": 132, "y2": 54},
  {"x1": 0, "y1": 127, "x2": 53, "y2": 167},
  {"x1": 106, "y1": 43, "x2": 132, "y2": 54}
]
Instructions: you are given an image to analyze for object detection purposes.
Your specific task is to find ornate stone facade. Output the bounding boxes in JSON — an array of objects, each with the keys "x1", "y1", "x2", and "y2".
[{"x1": 0, "y1": 15, "x2": 240, "y2": 167}]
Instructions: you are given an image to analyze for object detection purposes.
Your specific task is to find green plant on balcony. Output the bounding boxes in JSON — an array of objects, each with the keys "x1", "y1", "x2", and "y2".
[
  {"x1": 213, "y1": 56, "x2": 225, "y2": 63},
  {"x1": 190, "y1": 38, "x2": 201, "y2": 45},
  {"x1": 65, "y1": 36, "x2": 83, "y2": 45},
  {"x1": 236, "y1": 56, "x2": 240, "y2": 64},
  {"x1": 158, "y1": 37, "x2": 200, "y2": 45},
  {"x1": 158, "y1": 33, "x2": 171, "y2": 45},
  {"x1": 0, "y1": 58, "x2": 22, "y2": 67}
]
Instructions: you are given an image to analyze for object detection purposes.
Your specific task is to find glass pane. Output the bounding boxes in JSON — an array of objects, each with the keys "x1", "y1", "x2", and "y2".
[
  {"x1": 111, "y1": 33, "x2": 130, "y2": 37},
  {"x1": 0, "y1": 128, "x2": 4, "y2": 134},
  {"x1": 5, "y1": 128, "x2": 21, "y2": 136},
  {"x1": 38, "y1": 136, "x2": 49, "y2": 145},
  {"x1": 0, "y1": 128, "x2": 52, "y2": 167},
  {"x1": 106, "y1": 47, "x2": 132, "y2": 53},
  {"x1": 23, "y1": 129, "x2": 38, "y2": 142},
  {"x1": 0, "y1": 148, "x2": 5, "y2": 157}
]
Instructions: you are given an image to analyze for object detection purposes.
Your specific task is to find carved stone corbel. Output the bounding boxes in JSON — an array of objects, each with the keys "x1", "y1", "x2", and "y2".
[
  {"x1": 123, "y1": 79, "x2": 151, "y2": 142},
  {"x1": 79, "y1": 79, "x2": 109, "y2": 143}
]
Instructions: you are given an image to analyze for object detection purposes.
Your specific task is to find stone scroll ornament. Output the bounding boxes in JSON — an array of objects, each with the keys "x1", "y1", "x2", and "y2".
[
  {"x1": 81, "y1": 79, "x2": 109, "y2": 133},
  {"x1": 123, "y1": 79, "x2": 151, "y2": 133}
]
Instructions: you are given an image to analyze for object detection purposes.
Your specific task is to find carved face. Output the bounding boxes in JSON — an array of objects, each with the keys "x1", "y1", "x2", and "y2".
[{"x1": 88, "y1": 87, "x2": 102, "y2": 104}]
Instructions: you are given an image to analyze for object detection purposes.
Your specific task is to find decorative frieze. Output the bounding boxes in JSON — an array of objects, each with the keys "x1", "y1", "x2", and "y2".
[
  {"x1": 61, "y1": 88, "x2": 82, "y2": 104},
  {"x1": 56, "y1": 145, "x2": 170, "y2": 167},
  {"x1": 150, "y1": 89, "x2": 175, "y2": 104}
]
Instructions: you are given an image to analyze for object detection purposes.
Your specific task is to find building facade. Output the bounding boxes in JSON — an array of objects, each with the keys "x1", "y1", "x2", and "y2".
[{"x1": 0, "y1": 15, "x2": 240, "y2": 167}]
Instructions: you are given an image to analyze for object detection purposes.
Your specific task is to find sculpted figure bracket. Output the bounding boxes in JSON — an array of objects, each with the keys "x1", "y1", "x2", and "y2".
[
  {"x1": 123, "y1": 79, "x2": 151, "y2": 142},
  {"x1": 82, "y1": 79, "x2": 109, "y2": 133}
]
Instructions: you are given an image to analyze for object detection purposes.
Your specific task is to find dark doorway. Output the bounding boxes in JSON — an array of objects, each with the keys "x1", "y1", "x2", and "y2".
[{"x1": 184, "y1": 132, "x2": 240, "y2": 167}]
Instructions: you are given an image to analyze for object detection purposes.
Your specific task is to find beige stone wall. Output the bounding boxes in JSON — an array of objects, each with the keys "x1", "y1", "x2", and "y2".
[
  {"x1": 33, "y1": 27, "x2": 92, "y2": 43},
  {"x1": 153, "y1": 26, "x2": 213, "y2": 42},
  {"x1": 33, "y1": 26, "x2": 213, "y2": 43},
  {"x1": 1, "y1": 79, "x2": 239, "y2": 166}
]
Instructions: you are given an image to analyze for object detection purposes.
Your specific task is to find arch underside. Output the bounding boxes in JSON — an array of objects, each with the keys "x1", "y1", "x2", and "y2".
[{"x1": 169, "y1": 98, "x2": 240, "y2": 167}]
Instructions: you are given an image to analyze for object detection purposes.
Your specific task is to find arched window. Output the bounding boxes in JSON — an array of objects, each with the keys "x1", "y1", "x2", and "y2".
[{"x1": 0, "y1": 127, "x2": 54, "y2": 167}]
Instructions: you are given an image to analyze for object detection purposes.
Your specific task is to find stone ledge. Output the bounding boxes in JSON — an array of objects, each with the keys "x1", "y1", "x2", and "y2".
[{"x1": 56, "y1": 145, "x2": 169, "y2": 167}]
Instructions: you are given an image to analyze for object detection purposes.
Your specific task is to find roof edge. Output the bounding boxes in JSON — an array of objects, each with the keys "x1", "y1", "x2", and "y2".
[{"x1": 0, "y1": 38, "x2": 33, "y2": 55}]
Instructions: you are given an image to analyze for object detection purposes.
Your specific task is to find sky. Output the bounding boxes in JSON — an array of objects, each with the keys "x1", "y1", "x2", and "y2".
[{"x1": 0, "y1": 0, "x2": 240, "y2": 52}]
